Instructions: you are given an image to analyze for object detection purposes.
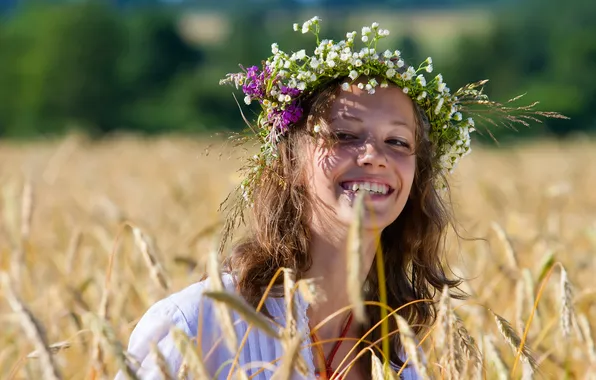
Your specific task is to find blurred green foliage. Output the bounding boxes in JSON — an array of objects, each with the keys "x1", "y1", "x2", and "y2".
[{"x1": 0, "y1": 0, "x2": 590, "y2": 139}]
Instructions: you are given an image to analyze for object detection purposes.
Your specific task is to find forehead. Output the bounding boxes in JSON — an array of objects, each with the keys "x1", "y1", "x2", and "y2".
[{"x1": 329, "y1": 82, "x2": 417, "y2": 130}]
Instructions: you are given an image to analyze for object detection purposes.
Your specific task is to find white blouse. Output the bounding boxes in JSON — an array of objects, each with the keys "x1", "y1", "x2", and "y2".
[{"x1": 118, "y1": 273, "x2": 420, "y2": 379}]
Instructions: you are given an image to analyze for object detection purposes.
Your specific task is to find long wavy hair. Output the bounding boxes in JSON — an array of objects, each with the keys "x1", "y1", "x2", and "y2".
[{"x1": 221, "y1": 75, "x2": 461, "y2": 373}]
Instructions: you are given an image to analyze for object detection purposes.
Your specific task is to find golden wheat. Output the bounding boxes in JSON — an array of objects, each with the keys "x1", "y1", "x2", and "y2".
[{"x1": 0, "y1": 135, "x2": 594, "y2": 379}]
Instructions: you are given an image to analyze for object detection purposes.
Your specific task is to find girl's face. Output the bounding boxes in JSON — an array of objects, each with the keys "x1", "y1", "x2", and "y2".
[{"x1": 305, "y1": 81, "x2": 418, "y2": 231}]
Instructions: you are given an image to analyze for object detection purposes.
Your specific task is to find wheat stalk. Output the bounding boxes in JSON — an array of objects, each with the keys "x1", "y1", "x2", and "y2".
[
  {"x1": 151, "y1": 342, "x2": 174, "y2": 380},
  {"x1": 490, "y1": 222, "x2": 519, "y2": 272},
  {"x1": 170, "y1": 327, "x2": 210, "y2": 379},
  {"x1": 346, "y1": 191, "x2": 366, "y2": 323},
  {"x1": 205, "y1": 238, "x2": 237, "y2": 353},
  {"x1": 484, "y1": 334, "x2": 508, "y2": 380},
  {"x1": 396, "y1": 315, "x2": 429, "y2": 380},
  {"x1": 27, "y1": 341, "x2": 71, "y2": 359},
  {"x1": 132, "y1": 227, "x2": 170, "y2": 292},
  {"x1": 20, "y1": 179, "x2": 33, "y2": 243},
  {"x1": 203, "y1": 290, "x2": 280, "y2": 338},
  {"x1": 559, "y1": 265, "x2": 574, "y2": 339},
  {"x1": 578, "y1": 314, "x2": 596, "y2": 365},
  {"x1": 1, "y1": 272, "x2": 62, "y2": 380},
  {"x1": 271, "y1": 335, "x2": 303, "y2": 380},
  {"x1": 490, "y1": 310, "x2": 537, "y2": 371}
]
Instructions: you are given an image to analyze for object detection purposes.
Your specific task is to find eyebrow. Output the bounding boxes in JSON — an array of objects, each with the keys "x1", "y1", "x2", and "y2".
[{"x1": 331, "y1": 113, "x2": 410, "y2": 127}]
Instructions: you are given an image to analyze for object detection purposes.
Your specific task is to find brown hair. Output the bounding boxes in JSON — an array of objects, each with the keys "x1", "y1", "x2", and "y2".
[{"x1": 222, "y1": 75, "x2": 461, "y2": 372}]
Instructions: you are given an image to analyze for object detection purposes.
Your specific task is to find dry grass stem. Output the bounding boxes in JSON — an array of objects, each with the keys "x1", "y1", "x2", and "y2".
[
  {"x1": 20, "y1": 179, "x2": 33, "y2": 243},
  {"x1": 132, "y1": 227, "x2": 170, "y2": 292},
  {"x1": 1, "y1": 273, "x2": 62, "y2": 380},
  {"x1": 151, "y1": 342, "x2": 174, "y2": 380},
  {"x1": 170, "y1": 327, "x2": 210, "y2": 380},
  {"x1": 205, "y1": 239, "x2": 237, "y2": 353},
  {"x1": 491, "y1": 222, "x2": 519, "y2": 272},
  {"x1": 346, "y1": 191, "x2": 366, "y2": 323},
  {"x1": 484, "y1": 335, "x2": 508, "y2": 380},
  {"x1": 203, "y1": 290, "x2": 280, "y2": 338},
  {"x1": 559, "y1": 265, "x2": 574, "y2": 338},
  {"x1": 27, "y1": 341, "x2": 71, "y2": 359},
  {"x1": 396, "y1": 315, "x2": 429, "y2": 380},
  {"x1": 490, "y1": 310, "x2": 537, "y2": 371},
  {"x1": 271, "y1": 335, "x2": 303, "y2": 380}
]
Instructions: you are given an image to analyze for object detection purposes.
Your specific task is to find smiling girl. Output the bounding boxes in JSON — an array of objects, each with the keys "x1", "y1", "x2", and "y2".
[{"x1": 120, "y1": 17, "x2": 563, "y2": 380}]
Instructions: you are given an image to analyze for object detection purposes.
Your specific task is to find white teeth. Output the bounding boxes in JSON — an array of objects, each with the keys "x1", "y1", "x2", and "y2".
[{"x1": 344, "y1": 182, "x2": 390, "y2": 195}]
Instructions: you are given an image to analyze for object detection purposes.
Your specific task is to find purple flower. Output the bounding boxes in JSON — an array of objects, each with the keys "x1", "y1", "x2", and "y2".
[
  {"x1": 241, "y1": 65, "x2": 270, "y2": 99},
  {"x1": 267, "y1": 101, "x2": 303, "y2": 133}
]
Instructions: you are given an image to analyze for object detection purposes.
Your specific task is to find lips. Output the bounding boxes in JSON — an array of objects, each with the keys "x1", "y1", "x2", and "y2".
[{"x1": 339, "y1": 179, "x2": 395, "y2": 196}]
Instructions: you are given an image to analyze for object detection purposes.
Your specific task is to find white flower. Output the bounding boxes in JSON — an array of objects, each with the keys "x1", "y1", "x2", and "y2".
[
  {"x1": 436, "y1": 74, "x2": 444, "y2": 83},
  {"x1": 416, "y1": 75, "x2": 426, "y2": 87},
  {"x1": 394, "y1": 50, "x2": 401, "y2": 57},
  {"x1": 271, "y1": 43, "x2": 279, "y2": 54},
  {"x1": 362, "y1": 26, "x2": 371, "y2": 35},
  {"x1": 278, "y1": 94, "x2": 286, "y2": 102},
  {"x1": 341, "y1": 82, "x2": 350, "y2": 91},
  {"x1": 244, "y1": 95, "x2": 251, "y2": 105},
  {"x1": 284, "y1": 94, "x2": 292, "y2": 102},
  {"x1": 365, "y1": 84, "x2": 372, "y2": 91},
  {"x1": 438, "y1": 82, "x2": 446, "y2": 92},
  {"x1": 361, "y1": 36, "x2": 369, "y2": 43},
  {"x1": 383, "y1": 50, "x2": 392, "y2": 58},
  {"x1": 357, "y1": 83, "x2": 364, "y2": 89},
  {"x1": 346, "y1": 32, "x2": 355, "y2": 39},
  {"x1": 293, "y1": 23, "x2": 299, "y2": 31},
  {"x1": 328, "y1": 51, "x2": 338, "y2": 60},
  {"x1": 417, "y1": 91, "x2": 427, "y2": 101},
  {"x1": 397, "y1": 59, "x2": 405, "y2": 68},
  {"x1": 426, "y1": 57, "x2": 433, "y2": 65},
  {"x1": 435, "y1": 97, "x2": 445, "y2": 115},
  {"x1": 310, "y1": 58, "x2": 321, "y2": 69},
  {"x1": 372, "y1": 53, "x2": 379, "y2": 59},
  {"x1": 425, "y1": 64, "x2": 433, "y2": 73},
  {"x1": 386, "y1": 60, "x2": 395, "y2": 69},
  {"x1": 369, "y1": 78, "x2": 378, "y2": 87},
  {"x1": 453, "y1": 112, "x2": 462, "y2": 121},
  {"x1": 349, "y1": 70, "x2": 359, "y2": 80},
  {"x1": 313, "y1": 124, "x2": 321, "y2": 133},
  {"x1": 284, "y1": 60, "x2": 291, "y2": 69},
  {"x1": 310, "y1": 73, "x2": 317, "y2": 82},
  {"x1": 297, "y1": 82, "x2": 306, "y2": 90},
  {"x1": 467, "y1": 117, "x2": 475, "y2": 127},
  {"x1": 364, "y1": 68, "x2": 370, "y2": 75},
  {"x1": 380, "y1": 80, "x2": 389, "y2": 88},
  {"x1": 386, "y1": 68, "x2": 396, "y2": 78},
  {"x1": 302, "y1": 22, "x2": 310, "y2": 34},
  {"x1": 326, "y1": 60, "x2": 336, "y2": 68},
  {"x1": 371, "y1": 22, "x2": 379, "y2": 29},
  {"x1": 340, "y1": 53, "x2": 350, "y2": 61},
  {"x1": 379, "y1": 29, "x2": 390, "y2": 36},
  {"x1": 296, "y1": 49, "x2": 306, "y2": 60},
  {"x1": 355, "y1": 59, "x2": 363, "y2": 67}
]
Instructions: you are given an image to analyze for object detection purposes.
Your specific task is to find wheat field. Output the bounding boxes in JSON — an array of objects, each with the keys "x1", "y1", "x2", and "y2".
[{"x1": 0, "y1": 134, "x2": 595, "y2": 379}]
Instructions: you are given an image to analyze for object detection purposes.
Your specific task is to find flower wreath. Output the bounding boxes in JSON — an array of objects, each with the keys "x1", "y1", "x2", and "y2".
[{"x1": 219, "y1": 16, "x2": 566, "y2": 208}]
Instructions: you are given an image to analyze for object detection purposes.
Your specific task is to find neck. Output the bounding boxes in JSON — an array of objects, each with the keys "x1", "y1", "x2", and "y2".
[{"x1": 304, "y1": 223, "x2": 379, "y2": 341}]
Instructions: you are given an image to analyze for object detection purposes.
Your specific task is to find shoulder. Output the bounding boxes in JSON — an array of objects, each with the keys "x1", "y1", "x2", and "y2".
[{"x1": 122, "y1": 274, "x2": 239, "y2": 378}]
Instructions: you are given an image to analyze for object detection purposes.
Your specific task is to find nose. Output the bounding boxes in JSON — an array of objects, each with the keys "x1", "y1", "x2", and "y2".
[{"x1": 356, "y1": 139, "x2": 387, "y2": 168}]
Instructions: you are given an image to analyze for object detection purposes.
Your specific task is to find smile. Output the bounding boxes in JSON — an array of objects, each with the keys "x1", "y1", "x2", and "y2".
[{"x1": 340, "y1": 181, "x2": 395, "y2": 196}]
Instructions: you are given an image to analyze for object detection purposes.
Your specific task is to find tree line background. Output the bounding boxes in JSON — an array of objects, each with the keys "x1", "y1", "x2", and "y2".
[{"x1": 0, "y1": 0, "x2": 592, "y2": 141}]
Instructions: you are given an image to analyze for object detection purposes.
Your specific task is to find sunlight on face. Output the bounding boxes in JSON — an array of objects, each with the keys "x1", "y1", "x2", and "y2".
[{"x1": 305, "y1": 80, "x2": 418, "y2": 232}]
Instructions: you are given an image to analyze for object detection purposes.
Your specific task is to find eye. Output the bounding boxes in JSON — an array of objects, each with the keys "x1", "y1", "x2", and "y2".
[
  {"x1": 386, "y1": 138, "x2": 411, "y2": 149},
  {"x1": 334, "y1": 132, "x2": 358, "y2": 141}
]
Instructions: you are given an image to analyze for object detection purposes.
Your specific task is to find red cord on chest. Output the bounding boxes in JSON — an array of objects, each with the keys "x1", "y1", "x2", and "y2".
[{"x1": 310, "y1": 312, "x2": 354, "y2": 380}]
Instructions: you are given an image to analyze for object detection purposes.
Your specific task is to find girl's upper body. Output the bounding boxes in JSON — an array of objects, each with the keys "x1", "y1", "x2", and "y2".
[
  {"x1": 119, "y1": 273, "x2": 421, "y2": 379},
  {"x1": 119, "y1": 16, "x2": 547, "y2": 380}
]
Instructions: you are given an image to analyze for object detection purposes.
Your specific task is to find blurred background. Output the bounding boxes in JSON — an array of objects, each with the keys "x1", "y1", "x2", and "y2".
[{"x1": 0, "y1": 0, "x2": 592, "y2": 141}]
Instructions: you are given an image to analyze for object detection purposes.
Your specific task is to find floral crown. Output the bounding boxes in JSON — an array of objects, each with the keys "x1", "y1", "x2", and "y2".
[{"x1": 220, "y1": 17, "x2": 565, "y2": 205}]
